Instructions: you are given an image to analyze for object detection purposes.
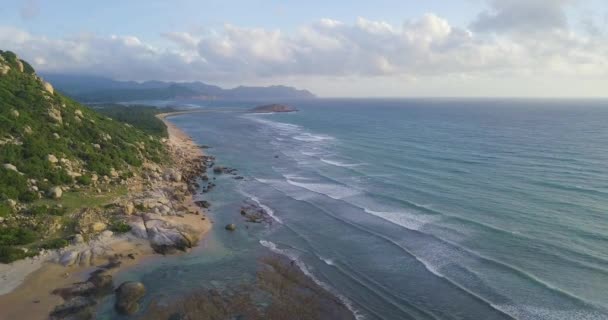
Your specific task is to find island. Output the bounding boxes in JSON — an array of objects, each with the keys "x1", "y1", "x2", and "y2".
[{"x1": 249, "y1": 104, "x2": 298, "y2": 113}]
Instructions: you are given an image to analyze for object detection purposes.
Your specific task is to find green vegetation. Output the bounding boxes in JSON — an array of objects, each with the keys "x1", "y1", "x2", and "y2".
[
  {"x1": 0, "y1": 50, "x2": 168, "y2": 203},
  {"x1": 28, "y1": 204, "x2": 66, "y2": 216},
  {"x1": 39, "y1": 238, "x2": 69, "y2": 250},
  {"x1": 109, "y1": 220, "x2": 132, "y2": 233},
  {"x1": 93, "y1": 104, "x2": 176, "y2": 137},
  {"x1": 0, "y1": 50, "x2": 173, "y2": 263},
  {"x1": 0, "y1": 246, "x2": 36, "y2": 263}
]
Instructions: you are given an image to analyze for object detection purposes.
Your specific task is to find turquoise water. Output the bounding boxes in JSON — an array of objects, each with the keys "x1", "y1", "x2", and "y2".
[{"x1": 104, "y1": 99, "x2": 608, "y2": 319}]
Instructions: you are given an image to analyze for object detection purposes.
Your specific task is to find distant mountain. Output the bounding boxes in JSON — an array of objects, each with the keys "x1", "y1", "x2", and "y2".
[
  {"x1": 41, "y1": 73, "x2": 316, "y2": 102},
  {"x1": 249, "y1": 104, "x2": 298, "y2": 113}
]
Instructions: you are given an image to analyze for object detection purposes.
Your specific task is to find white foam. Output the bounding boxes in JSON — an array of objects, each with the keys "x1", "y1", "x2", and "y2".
[
  {"x1": 301, "y1": 151, "x2": 322, "y2": 157},
  {"x1": 285, "y1": 178, "x2": 361, "y2": 200},
  {"x1": 363, "y1": 208, "x2": 438, "y2": 231},
  {"x1": 249, "y1": 195, "x2": 283, "y2": 224},
  {"x1": 320, "y1": 256, "x2": 335, "y2": 266},
  {"x1": 320, "y1": 158, "x2": 363, "y2": 168},
  {"x1": 259, "y1": 240, "x2": 365, "y2": 320},
  {"x1": 493, "y1": 304, "x2": 608, "y2": 320},
  {"x1": 293, "y1": 133, "x2": 335, "y2": 142}
]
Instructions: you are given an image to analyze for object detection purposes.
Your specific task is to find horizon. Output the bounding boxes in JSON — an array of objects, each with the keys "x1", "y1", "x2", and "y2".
[{"x1": 1, "y1": 0, "x2": 608, "y2": 98}]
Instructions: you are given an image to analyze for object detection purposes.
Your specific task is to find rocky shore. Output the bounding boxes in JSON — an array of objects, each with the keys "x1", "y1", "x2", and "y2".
[{"x1": 0, "y1": 112, "x2": 213, "y2": 320}]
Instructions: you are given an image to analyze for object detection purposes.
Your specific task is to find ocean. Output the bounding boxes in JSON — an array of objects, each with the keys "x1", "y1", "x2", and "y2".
[{"x1": 100, "y1": 98, "x2": 608, "y2": 319}]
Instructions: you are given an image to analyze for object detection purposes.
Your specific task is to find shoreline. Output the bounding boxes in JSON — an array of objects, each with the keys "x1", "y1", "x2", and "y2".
[{"x1": 0, "y1": 111, "x2": 212, "y2": 320}]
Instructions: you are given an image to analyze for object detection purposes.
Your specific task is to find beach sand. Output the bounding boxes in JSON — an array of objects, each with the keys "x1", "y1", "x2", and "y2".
[{"x1": 0, "y1": 111, "x2": 211, "y2": 320}]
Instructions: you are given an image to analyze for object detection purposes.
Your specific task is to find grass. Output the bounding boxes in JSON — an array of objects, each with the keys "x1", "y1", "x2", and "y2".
[{"x1": 33, "y1": 185, "x2": 128, "y2": 215}]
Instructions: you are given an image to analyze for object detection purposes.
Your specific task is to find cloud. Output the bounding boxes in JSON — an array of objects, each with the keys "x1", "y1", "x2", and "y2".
[
  {"x1": 471, "y1": 0, "x2": 572, "y2": 33},
  {"x1": 1, "y1": 11, "x2": 607, "y2": 86}
]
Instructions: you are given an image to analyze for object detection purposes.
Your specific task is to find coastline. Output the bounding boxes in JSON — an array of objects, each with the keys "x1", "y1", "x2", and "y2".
[{"x1": 0, "y1": 111, "x2": 212, "y2": 320}]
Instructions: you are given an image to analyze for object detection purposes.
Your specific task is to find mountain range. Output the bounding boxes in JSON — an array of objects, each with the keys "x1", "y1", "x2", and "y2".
[{"x1": 41, "y1": 73, "x2": 316, "y2": 102}]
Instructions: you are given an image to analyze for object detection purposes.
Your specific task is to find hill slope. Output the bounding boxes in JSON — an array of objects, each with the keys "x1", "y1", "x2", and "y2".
[
  {"x1": 41, "y1": 73, "x2": 316, "y2": 102},
  {"x1": 0, "y1": 50, "x2": 173, "y2": 261}
]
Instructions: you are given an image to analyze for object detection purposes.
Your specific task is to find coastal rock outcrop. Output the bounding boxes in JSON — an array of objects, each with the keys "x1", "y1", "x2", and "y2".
[
  {"x1": 50, "y1": 296, "x2": 96, "y2": 319},
  {"x1": 115, "y1": 281, "x2": 146, "y2": 315}
]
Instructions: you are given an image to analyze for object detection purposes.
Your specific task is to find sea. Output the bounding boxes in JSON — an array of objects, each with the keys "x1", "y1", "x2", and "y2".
[{"x1": 98, "y1": 98, "x2": 608, "y2": 320}]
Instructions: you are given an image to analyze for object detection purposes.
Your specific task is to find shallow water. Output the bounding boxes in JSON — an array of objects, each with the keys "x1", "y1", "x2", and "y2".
[{"x1": 100, "y1": 98, "x2": 608, "y2": 319}]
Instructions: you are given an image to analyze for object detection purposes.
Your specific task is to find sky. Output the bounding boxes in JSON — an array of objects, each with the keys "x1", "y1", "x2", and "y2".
[{"x1": 1, "y1": 0, "x2": 608, "y2": 97}]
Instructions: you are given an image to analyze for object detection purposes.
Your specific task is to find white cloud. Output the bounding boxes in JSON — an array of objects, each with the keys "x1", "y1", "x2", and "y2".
[
  {"x1": 1, "y1": 8, "x2": 608, "y2": 96},
  {"x1": 471, "y1": 0, "x2": 572, "y2": 33}
]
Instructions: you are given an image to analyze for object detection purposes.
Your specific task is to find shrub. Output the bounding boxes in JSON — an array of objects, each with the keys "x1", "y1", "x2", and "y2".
[
  {"x1": 0, "y1": 203, "x2": 12, "y2": 217},
  {"x1": 0, "y1": 246, "x2": 36, "y2": 263},
  {"x1": 77, "y1": 174, "x2": 92, "y2": 186},
  {"x1": 39, "y1": 238, "x2": 68, "y2": 250},
  {"x1": 0, "y1": 227, "x2": 38, "y2": 246},
  {"x1": 28, "y1": 205, "x2": 66, "y2": 216},
  {"x1": 109, "y1": 220, "x2": 132, "y2": 233}
]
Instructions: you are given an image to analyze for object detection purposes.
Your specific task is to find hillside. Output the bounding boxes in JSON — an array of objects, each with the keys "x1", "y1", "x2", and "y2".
[
  {"x1": 0, "y1": 50, "x2": 168, "y2": 262},
  {"x1": 41, "y1": 73, "x2": 316, "y2": 102}
]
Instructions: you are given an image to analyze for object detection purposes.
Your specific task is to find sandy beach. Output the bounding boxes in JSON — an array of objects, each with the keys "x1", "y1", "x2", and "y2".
[{"x1": 0, "y1": 111, "x2": 212, "y2": 320}]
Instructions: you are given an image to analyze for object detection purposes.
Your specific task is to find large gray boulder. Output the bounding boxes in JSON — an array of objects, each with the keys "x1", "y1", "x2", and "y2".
[
  {"x1": 59, "y1": 250, "x2": 80, "y2": 266},
  {"x1": 115, "y1": 281, "x2": 146, "y2": 315}
]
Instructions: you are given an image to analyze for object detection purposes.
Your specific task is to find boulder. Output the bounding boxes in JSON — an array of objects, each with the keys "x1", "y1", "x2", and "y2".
[
  {"x1": 128, "y1": 220, "x2": 148, "y2": 239},
  {"x1": 50, "y1": 296, "x2": 95, "y2": 319},
  {"x1": 59, "y1": 250, "x2": 80, "y2": 266},
  {"x1": 225, "y1": 223, "x2": 237, "y2": 231},
  {"x1": 15, "y1": 59, "x2": 24, "y2": 72},
  {"x1": 42, "y1": 81, "x2": 54, "y2": 94},
  {"x1": 47, "y1": 154, "x2": 59, "y2": 163},
  {"x1": 123, "y1": 202, "x2": 135, "y2": 215},
  {"x1": 0, "y1": 64, "x2": 9, "y2": 75},
  {"x1": 194, "y1": 200, "x2": 210, "y2": 209},
  {"x1": 52, "y1": 133, "x2": 60, "y2": 139},
  {"x1": 6, "y1": 199, "x2": 17, "y2": 208},
  {"x1": 90, "y1": 222, "x2": 107, "y2": 233},
  {"x1": 10, "y1": 109, "x2": 19, "y2": 118},
  {"x1": 48, "y1": 107, "x2": 63, "y2": 124},
  {"x1": 74, "y1": 109, "x2": 83, "y2": 117},
  {"x1": 48, "y1": 186, "x2": 63, "y2": 199},
  {"x1": 100, "y1": 230, "x2": 113, "y2": 238},
  {"x1": 72, "y1": 234, "x2": 85, "y2": 245},
  {"x1": 3, "y1": 163, "x2": 18, "y2": 172},
  {"x1": 115, "y1": 282, "x2": 146, "y2": 315},
  {"x1": 170, "y1": 170, "x2": 182, "y2": 182},
  {"x1": 78, "y1": 249, "x2": 92, "y2": 266}
]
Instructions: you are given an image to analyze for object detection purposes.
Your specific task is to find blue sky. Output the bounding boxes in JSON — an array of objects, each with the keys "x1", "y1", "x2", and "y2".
[
  {"x1": 2, "y1": 1, "x2": 478, "y2": 38},
  {"x1": 1, "y1": 0, "x2": 608, "y2": 97}
]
